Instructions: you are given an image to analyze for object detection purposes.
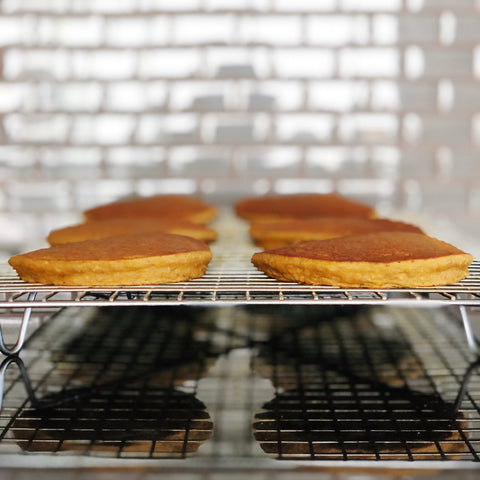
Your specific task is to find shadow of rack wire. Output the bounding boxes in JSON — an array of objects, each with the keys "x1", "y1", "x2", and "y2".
[{"x1": 0, "y1": 304, "x2": 479, "y2": 471}]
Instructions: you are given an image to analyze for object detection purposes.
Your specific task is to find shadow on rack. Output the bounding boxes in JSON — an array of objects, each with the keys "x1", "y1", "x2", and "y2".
[
  {"x1": 251, "y1": 311, "x2": 479, "y2": 461},
  {"x1": 0, "y1": 305, "x2": 478, "y2": 462},
  {"x1": 1, "y1": 307, "x2": 219, "y2": 458}
]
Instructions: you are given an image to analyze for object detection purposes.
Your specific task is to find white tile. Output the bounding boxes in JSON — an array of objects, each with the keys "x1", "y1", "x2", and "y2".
[
  {"x1": 309, "y1": 81, "x2": 368, "y2": 112},
  {"x1": 307, "y1": 15, "x2": 370, "y2": 45},
  {"x1": 105, "y1": 18, "x2": 151, "y2": 46},
  {"x1": 105, "y1": 82, "x2": 149, "y2": 112},
  {"x1": 422, "y1": 116, "x2": 471, "y2": 144},
  {"x1": 139, "y1": 49, "x2": 200, "y2": 78},
  {"x1": 50, "y1": 16, "x2": 104, "y2": 47},
  {"x1": 140, "y1": 0, "x2": 201, "y2": 10},
  {"x1": 424, "y1": 50, "x2": 473, "y2": 77},
  {"x1": 398, "y1": 81, "x2": 437, "y2": 110},
  {"x1": 398, "y1": 15, "x2": 438, "y2": 42},
  {"x1": 274, "y1": 0, "x2": 336, "y2": 11},
  {"x1": 55, "y1": 82, "x2": 103, "y2": 112},
  {"x1": 72, "y1": 50, "x2": 137, "y2": 80},
  {"x1": 71, "y1": 114, "x2": 135, "y2": 145},
  {"x1": 341, "y1": 0, "x2": 402, "y2": 10},
  {"x1": 452, "y1": 17, "x2": 480, "y2": 42},
  {"x1": 275, "y1": 114, "x2": 334, "y2": 142},
  {"x1": 173, "y1": 15, "x2": 235, "y2": 45},
  {"x1": 340, "y1": 48, "x2": 399, "y2": 77},
  {"x1": 274, "y1": 49, "x2": 335, "y2": 78},
  {"x1": 239, "y1": 15, "x2": 303, "y2": 46},
  {"x1": 0, "y1": 83, "x2": 23, "y2": 112},
  {"x1": 8, "y1": 180, "x2": 72, "y2": 211},
  {"x1": 3, "y1": 113, "x2": 70, "y2": 143}
]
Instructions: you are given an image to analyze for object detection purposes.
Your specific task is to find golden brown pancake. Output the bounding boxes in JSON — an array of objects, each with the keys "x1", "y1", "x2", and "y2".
[
  {"x1": 250, "y1": 217, "x2": 423, "y2": 249},
  {"x1": 13, "y1": 387, "x2": 213, "y2": 455},
  {"x1": 47, "y1": 218, "x2": 217, "y2": 245},
  {"x1": 235, "y1": 193, "x2": 375, "y2": 222},
  {"x1": 253, "y1": 386, "x2": 466, "y2": 460},
  {"x1": 251, "y1": 232, "x2": 473, "y2": 288},
  {"x1": 84, "y1": 194, "x2": 217, "y2": 224},
  {"x1": 9, "y1": 232, "x2": 212, "y2": 286}
]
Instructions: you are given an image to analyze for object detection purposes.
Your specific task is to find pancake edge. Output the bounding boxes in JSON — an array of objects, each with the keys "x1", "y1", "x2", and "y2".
[
  {"x1": 10, "y1": 250, "x2": 212, "y2": 286},
  {"x1": 251, "y1": 252, "x2": 473, "y2": 288}
]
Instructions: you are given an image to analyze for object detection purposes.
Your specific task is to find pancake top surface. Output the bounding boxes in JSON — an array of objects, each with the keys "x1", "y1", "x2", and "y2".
[
  {"x1": 251, "y1": 217, "x2": 423, "y2": 235},
  {"x1": 10, "y1": 232, "x2": 211, "y2": 263},
  {"x1": 259, "y1": 232, "x2": 471, "y2": 263},
  {"x1": 84, "y1": 194, "x2": 217, "y2": 220},
  {"x1": 236, "y1": 193, "x2": 375, "y2": 219},
  {"x1": 48, "y1": 218, "x2": 214, "y2": 243}
]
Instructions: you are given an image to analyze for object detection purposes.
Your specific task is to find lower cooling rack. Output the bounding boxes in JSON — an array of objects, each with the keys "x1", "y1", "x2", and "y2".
[{"x1": 0, "y1": 305, "x2": 479, "y2": 473}]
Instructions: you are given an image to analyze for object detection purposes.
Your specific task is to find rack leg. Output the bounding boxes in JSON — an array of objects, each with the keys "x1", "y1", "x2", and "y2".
[
  {"x1": 459, "y1": 305, "x2": 480, "y2": 356},
  {"x1": 0, "y1": 293, "x2": 36, "y2": 356},
  {"x1": 0, "y1": 355, "x2": 36, "y2": 412}
]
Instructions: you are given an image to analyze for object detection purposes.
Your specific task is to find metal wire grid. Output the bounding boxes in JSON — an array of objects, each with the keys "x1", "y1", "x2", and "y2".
[
  {"x1": 252, "y1": 307, "x2": 480, "y2": 462},
  {"x1": 0, "y1": 304, "x2": 479, "y2": 468},
  {"x1": 1, "y1": 214, "x2": 479, "y2": 358},
  {"x1": 0, "y1": 232, "x2": 479, "y2": 308},
  {"x1": 0, "y1": 307, "x2": 216, "y2": 459}
]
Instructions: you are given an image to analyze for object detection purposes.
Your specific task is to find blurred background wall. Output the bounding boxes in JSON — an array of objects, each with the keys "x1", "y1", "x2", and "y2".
[{"x1": 0, "y1": 0, "x2": 479, "y2": 257}]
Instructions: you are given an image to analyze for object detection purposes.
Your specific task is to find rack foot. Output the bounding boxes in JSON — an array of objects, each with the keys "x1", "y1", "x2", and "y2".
[
  {"x1": 0, "y1": 293, "x2": 36, "y2": 356},
  {"x1": 0, "y1": 355, "x2": 35, "y2": 412}
]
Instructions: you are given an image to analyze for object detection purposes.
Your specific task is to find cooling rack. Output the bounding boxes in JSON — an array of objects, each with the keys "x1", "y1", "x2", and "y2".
[
  {"x1": 1, "y1": 305, "x2": 480, "y2": 471},
  {"x1": 0, "y1": 214, "x2": 479, "y2": 355}
]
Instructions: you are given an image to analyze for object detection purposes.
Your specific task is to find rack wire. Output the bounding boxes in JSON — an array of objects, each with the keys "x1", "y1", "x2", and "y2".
[
  {"x1": 1, "y1": 254, "x2": 480, "y2": 308},
  {"x1": 0, "y1": 305, "x2": 479, "y2": 471},
  {"x1": 0, "y1": 215, "x2": 479, "y2": 356}
]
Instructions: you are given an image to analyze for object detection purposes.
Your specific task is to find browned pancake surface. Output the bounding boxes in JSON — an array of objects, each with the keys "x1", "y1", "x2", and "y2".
[
  {"x1": 250, "y1": 217, "x2": 423, "y2": 248},
  {"x1": 9, "y1": 232, "x2": 212, "y2": 286},
  {"x1": 267, "y1": 232, "x2": 463, "y2": 263},
  {"x1": 47, "y1": 218, "x2": 217, "y2": 245},
  {"x1": 20, "y1": 232, "x2": 208, "y2": 261},
  {"x1": 235, "y1": 193, "x2": 375, "y2": 221},
  {"x1": 84, "y1": 194, "x2": 217, "y2": 224},
  {"x1": 251, "y1": 232, "x2": 473, "y2": 288}
]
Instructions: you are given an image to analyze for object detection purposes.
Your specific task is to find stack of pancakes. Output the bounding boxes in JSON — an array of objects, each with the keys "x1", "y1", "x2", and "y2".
[
  {"x1": 9, "y1": 194, "x2": 217, "y2": 286},
  {"x1": 235, "y1": 193, "x2": 473, "y2": 288}
]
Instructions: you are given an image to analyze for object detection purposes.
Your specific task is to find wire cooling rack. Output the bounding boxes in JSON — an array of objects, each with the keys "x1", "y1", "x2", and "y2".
[
  {"x1": 1, "y1": 305, "x2": 480, "y2": 471},
  {"x1": 0, "y1": 214, "x2": 479, "y2": 355},
  {"x1": 1, "y1": 247, "x2": 479, "y2": 308}
]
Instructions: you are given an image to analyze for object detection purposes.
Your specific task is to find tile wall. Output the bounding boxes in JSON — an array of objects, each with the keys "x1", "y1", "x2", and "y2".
[{"x1": 0, "y1": 0, "x2": 479, "y2": 256}]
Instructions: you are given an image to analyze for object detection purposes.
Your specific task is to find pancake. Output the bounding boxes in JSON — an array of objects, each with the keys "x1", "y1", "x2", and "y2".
[
  {"x1": 13, "y1": 387, "x2": 213, "y2": 456},
  {"x1": 84, "y1": 194, "x2": 218, "y2": 224},
  {"x1": 9, "y1": 232, "x2": 212, "y2": 286},
  {"x1": 250, "y1": 217, "x2": 424, "y2": 249},
  {"x1": 251, "y1": 232, "x2": 473, "y2": 288},
  {"x1": 47, "y1": 218, "x2": 217, "y2": 245},
  {"x1": 235, "y1": 193, "x2": 375, "y2": 222},
  {"x1": 253, "y1": 386, "x2": 466, "y2": 460}
]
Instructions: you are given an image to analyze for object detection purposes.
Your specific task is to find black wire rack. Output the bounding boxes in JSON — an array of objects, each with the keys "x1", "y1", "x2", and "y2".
[{"x1": 0, "y1": 305, "x2": 479, "y2": 472}]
